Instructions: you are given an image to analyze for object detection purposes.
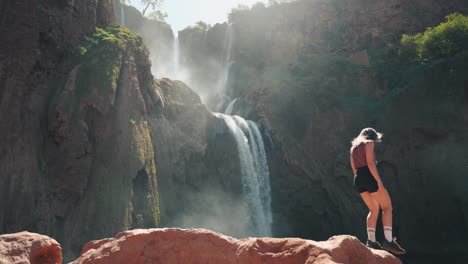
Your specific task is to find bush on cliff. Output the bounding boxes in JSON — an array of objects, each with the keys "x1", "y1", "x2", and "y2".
[
  {"x1": 77, "y1": 26, "x2": 145, "y2": 91},
  {"x1": 401, "y1": 13, "x2": 468, "y2": 60}
]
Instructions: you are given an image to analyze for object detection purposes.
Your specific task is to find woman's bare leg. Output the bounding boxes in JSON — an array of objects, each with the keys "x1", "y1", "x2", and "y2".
[
  {"x1": 360, "y1": 192, "x2": 380, "y2": 229},
  {"x1": 370, "y1": 188, "x2": 393, "y2": 227}
]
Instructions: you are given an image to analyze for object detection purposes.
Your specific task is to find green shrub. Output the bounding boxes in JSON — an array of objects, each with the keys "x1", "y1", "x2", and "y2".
[
  {"x1": 401, "y1": 13, "x2": 468, "y2": 60},
  {"x1": 77, "y1": 26, "x2": 145, "y2": 91}
]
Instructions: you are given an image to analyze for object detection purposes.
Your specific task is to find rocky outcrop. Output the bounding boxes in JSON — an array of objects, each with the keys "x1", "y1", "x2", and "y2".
[
  {"x1": 116, "y1": 3, "x2": 174, "y2": 78},
  {"x1": 177, "y1": 23, "x2": 229, "y2": 97},
  {"x1": 0, "y1": 0, "x2": 165, "y2": 260},
  {"x1": 0, "y1": 0, "x2": 258, "y2": 259},
  {"x1": 46, "y1": 26, "x2": 161, "y2": 260},
  {"x1": 178, "y1": 0, "x2": 468, "y2": 98},
  {"x1": 0, "y1": 231, "x2": 62, "y2": 264},
  {"x1": 71, "y1": 228, "x2": 401, "y2": 264},
  {"x1": 148, "y1": 79, "x2": 254, "y2": 238},
  {"x1": 235, "y1": 13, "x2": 468, "y2": 264},
  {"x1": 0, "y1": 0, "x2": 116, "y2": 259}
]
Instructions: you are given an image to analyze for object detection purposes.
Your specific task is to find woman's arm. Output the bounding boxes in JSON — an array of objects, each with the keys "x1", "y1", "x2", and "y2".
[
  {"x1": 365, "y1": 142, "x2": 384, "y2": 188},
  {"x1": 350, "y1": 154, "x2": 357, "y2": 175}
]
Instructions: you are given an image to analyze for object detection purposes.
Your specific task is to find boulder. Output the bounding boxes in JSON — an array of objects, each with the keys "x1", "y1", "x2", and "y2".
[
  {"x1": 0, "y1": 231, "x2": 62, "y2": 264},
  {"x1": 71, "y1": 228, "x2": 400, "y2": 264}
]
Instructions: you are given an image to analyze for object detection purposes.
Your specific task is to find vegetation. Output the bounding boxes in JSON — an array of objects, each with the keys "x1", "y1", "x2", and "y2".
[
  {"x1": 77, "y1": 25, "x2": 145, "y2": 94},
  {"x1": 152, "y1": 192, "x2": 160, "y2": 226},
  {"x1": 131, "y1": 118, "x2": 159, "y2": 227},
  {"x1": 194, "y1": 21, "x2": 210, "y2": 30},
  {"x1": 181, "y1": 21, "x2": 211, "y2": 31},
  {"x1": 121, "y1": 0, "x2": 163, "y2": 16},
  {"x1": 146, "y1": 10, "x2": 168, "y2": 22},
  {"x1": 401, "y1": 13, "x2": 468, "y2": 60}
]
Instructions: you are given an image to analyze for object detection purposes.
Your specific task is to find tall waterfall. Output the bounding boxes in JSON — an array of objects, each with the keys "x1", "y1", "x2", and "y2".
[
  {"x1": 217, "y1": 25, "x2": 234, "y2": 97},
  {"x1": 173, "y1": 36, "x2": 180, "y2": 75},
  {"x1": 214, "y1": 24, "x2": 272, "y2": 236},
  {"x1": 215, "y1": 113, "x2": 273, "y2": 237},
  {"x1": 120, "y1": 4, "x2": 125, "y2": 26},
  {"x1": 114, "y1": 0, "x2": 125, "y2": 26}
]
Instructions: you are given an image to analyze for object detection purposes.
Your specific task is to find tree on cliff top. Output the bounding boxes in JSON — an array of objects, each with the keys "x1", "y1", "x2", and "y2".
[
  {"x1": 121, "y1": 0, "x2": 164, "y2": 16},
  {"x1": 146, "y1": 10, "x2": 168, "y2": 22}
]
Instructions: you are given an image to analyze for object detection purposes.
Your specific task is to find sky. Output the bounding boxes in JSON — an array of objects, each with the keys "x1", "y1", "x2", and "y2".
[{"x1": 129, "y1": 0, "x2": 267, "y2": 33}]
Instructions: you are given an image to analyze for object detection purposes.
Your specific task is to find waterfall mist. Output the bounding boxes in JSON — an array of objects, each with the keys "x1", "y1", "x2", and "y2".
[
  {"x1": 214, "y1": 113, "x2": 273, "y2": 237},
  {"x1": 116, "y1": 6, "x2": 274, "y2": 238}
]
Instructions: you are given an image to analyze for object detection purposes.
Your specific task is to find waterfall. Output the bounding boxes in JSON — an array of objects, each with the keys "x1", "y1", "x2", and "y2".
[
  {"x1": 217, "y1": 25, "x2": 234, "y2": 97},
  {"x1": 214, "y1": 113, "x2": 273, "y2": 237},
  {"x1": 120, "y1": 4, "x2": 125, "y2": 27},
  {"x1": 222, "y1": 25, "x2": 233, "y2": 65},
  {"x1": 224, "y1": 98, "x2": 238, "y2": 115},
  {"x1": 173, "y1": 36, "x2": 180, "y2": 76},
  {"x1": 114, "y1": 0, "x2": 125, "y2": 26}
]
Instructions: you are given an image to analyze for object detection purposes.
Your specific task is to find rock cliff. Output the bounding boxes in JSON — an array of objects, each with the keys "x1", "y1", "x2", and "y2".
[
  {"x1": 148, "y1": 79, "x2": 262, "y2": 238},
  {"x1": 175, "y1": 0, "x2": 468, "y2": 262},
  {"x1": 2, "y1": 0, "x2": 468, "y2": 262},
  {"x1": 114, "y1": 2, "x2": 174, "y2": 77},
  {"x1": 0, "y1": 1, "x2": 163, "y2": 260},
  {"x1": 0, "y1": 0, "x2": 261, "y2": 259},
  {"x1": 46, "y1": 25, "x2": 161, "y2": 259}
]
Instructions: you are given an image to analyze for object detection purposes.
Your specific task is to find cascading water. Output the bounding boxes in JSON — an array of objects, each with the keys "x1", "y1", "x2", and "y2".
[
  {"x1": 214, "y1": 24, "x2": 272, "y2": 236},
  {"x1": 173, "y1": 36, "x2": 180, "y2": 75},
  {"x1": 168, "y1": 34, "x2": 191, "y2": 83},
  {"x1": 224, "y1": 98, "x2": 238, "y2": 115},
  {"x1": 120, "y1": 4, "x2": 125, "y2": 26},
  {"x1": 114, "y1": 0, "x2": 125, "y2": 26},
  {"x1": 217, "y1": 25, "x2": 234, "y2": 100},
  {"x1": 214, "y1": 113, "x2": 273, "y2": 237}
]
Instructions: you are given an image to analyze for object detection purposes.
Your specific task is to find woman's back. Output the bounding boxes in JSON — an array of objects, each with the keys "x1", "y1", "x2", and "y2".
[{"x1": 351, "y1": 143, "x2": 367, "y2": 169}]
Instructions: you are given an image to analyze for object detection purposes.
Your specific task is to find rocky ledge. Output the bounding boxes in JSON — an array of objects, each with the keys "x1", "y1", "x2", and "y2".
[
  {"x1": 0, "y1": 229, "x2": 401, "y2": 264},
  {"x1": 72, "y1": 228, "x2": 401, "y2": 264}
]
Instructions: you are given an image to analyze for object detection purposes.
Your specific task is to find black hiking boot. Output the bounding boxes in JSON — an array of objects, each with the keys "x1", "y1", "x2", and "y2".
[
  {"x1": 382, "y1": 237, "x2": 406, "y2": 255},
  {"x1": 366, "y1": 240, "x2": 381, "y2": 250}
]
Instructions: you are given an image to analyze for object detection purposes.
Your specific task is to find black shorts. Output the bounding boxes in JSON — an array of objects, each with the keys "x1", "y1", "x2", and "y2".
[{"x1": 354, "y1": 166, "x2": 378, "y2": 193}]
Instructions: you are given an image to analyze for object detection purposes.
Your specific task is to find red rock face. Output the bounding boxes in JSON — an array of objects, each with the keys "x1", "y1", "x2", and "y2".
[
  {"x1": 71, "y1": 228, "x2": 401, "y2": 264},
  {"x1": 0, "y1": 231, "x2": 62, "y2": 264},
  {"x1": 0, "y1": 0, "x2": 116, "y2": 242}
]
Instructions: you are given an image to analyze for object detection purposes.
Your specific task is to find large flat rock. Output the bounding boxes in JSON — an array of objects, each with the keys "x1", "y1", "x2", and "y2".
[{"x1": 71, "y1": 228, "x2": 401, "y2": 264}]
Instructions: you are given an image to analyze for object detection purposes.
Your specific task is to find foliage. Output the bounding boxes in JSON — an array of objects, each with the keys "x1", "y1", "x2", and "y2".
[
  {"x1": 194, "y1": 21, "x2": 210, "y2": 30},
  {"x1": 401, "y1": 13, "x2": 468, "y2": 60},
  {"x1": 78, "y1": 26, "x2": 145, "y2": 92},
  {"x1": 152, "y1": 192, "x2": 160, "y2": 226},
  {"x1": 252, "y1": 2, "x2": 266, "y2": 9},
  {"x1": 141, "y1": 0, "x2": 162, "y2": 15},
  {"x1": 146, "y1": 10, "x2": 168, "y2": 22},
  {"x1": 228, "y1": 5, "x2": 251, "y2": 22},
  {"x1": 267, "y1": 0, "x2": 294, "y2": 5},
  {"x1": 121, "y1": 0, "x2": 164, "y2": 16}
]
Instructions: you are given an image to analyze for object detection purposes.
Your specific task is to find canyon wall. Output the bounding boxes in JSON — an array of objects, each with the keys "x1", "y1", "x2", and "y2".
[
  {"x1": 0, "y1": 0, "x2": 163, "y2": 260},
  {"x1": 176, "y1": 0, "x2": 468, "y2": 261}
]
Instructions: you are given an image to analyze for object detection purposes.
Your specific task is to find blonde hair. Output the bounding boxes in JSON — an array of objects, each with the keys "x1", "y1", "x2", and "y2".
[{"x1": 350, "y1": 127, "x2": 383, "y2": 152}]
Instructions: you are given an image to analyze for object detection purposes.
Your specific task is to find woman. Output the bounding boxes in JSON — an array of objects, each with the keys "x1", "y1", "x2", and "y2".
[{"x1": 350, "y1": 128, "x2": 406, "y2": 255}]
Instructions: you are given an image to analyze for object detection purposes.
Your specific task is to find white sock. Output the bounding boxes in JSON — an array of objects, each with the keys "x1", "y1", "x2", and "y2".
[
  {"x1": 367, "y1": 228, "x2": 376, "y2": 242},
  {"x1": 384, "y1": 226, "x2": 393, "y2": 242}
]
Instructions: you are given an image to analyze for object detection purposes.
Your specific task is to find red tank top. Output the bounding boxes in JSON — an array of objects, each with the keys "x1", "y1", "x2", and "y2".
[{"x1": 351, "y1": 143, "x2": 368, "y2": 168}]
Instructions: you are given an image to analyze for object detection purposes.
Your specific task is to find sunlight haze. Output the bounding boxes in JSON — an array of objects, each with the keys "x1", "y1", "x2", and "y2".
[{"x1": 130, "y1": 0, "x2": 268, "y2": 32}]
